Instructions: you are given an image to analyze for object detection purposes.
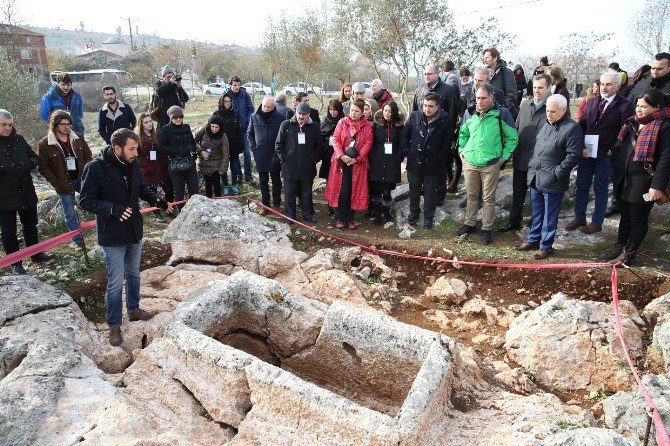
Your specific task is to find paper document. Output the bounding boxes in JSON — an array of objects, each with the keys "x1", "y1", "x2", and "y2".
[{"x1": 584, "y1": 135, "x2": 599, "y2": 158}]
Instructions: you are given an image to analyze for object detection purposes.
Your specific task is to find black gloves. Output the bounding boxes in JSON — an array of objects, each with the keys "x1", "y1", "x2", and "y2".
[{"x1": 154, "y1": 198, "x2": 169, "y2": 211}]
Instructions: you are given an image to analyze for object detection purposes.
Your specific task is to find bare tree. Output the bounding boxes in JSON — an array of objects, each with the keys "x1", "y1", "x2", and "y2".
[
  {"x1": 553, "y1": 32, "x2": 613, "y2": 90},
  {"x1": 1, "y1": 0, "x2": 21, "y2": 26},
  {"x1": 629, "y1": 0, "x2": 670, "y2": 59}
]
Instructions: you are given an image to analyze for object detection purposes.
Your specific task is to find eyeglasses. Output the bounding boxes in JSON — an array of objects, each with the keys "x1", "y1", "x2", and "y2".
[
  {"x1": 424, "y1": 72, "x2": 437, "y2": 76},
  {"x1": 171, "y1": 116, "x2": 184, "y2": 120},
  {"x1": 58, "y1": 122, "x2": 72, "y2": 127}
]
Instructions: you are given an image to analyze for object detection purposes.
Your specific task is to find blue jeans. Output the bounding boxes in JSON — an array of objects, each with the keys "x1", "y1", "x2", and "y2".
[
  {"x1": 243, "y1": 137, "x2": 253, "y2": 179},
  {"x1": 59, "y1": 179, "x2": 82, "y2": 245},
  {"x1": 574, "y1": 156, "x2": 612, "y2": 227},
  {"x1": 221, "y1": 156, "x2": 242, "y2": 186},
  {"x1": 528, "y1": 187, "x2": 563, "y2": 251},
  {"x1": 103, "y1": 242, "x2": 142, "y2": 327}
]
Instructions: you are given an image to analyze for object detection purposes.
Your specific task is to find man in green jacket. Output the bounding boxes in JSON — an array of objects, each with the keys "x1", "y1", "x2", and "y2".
[{"x1": 456, "y1": 83, "x2": 518, "y2": 244}]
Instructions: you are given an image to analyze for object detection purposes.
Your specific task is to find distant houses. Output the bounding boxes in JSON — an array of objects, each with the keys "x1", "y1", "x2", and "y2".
[{"x1": 0, "y1": 24, "x2": 48, "y2": 79}]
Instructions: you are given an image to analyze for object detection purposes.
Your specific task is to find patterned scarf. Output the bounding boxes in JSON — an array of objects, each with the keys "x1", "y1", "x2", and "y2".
[{"x1": 617, "y1": 107, "x2": 670, "y2": 162}]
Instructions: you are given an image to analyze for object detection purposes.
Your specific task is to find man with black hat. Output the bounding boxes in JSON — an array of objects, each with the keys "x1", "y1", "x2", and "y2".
[
  {"x1": 154, "y1": 66, "x2": 189, "y2": 128},
  {"x1": 275, "y1": 102, "x2": 325, "y2": 224}
]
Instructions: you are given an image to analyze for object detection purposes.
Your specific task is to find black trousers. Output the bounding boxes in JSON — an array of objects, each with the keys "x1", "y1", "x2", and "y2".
[
  {"x1": 259, "y1": 171, "x2": 282, "y2": 206},
  {"x1": 617, "y1": 200, "x2": 654, "y2": 253},
  {"x1": 284, "y1": 178, "x2": 314, "y2": 220},
  {"x1": 335, "y1": 164, "x2": 355, "y2": 223},
  {"x1": 408, "y1": 171, "x2": 438, "y2": 220},
  {"x1": 436, "y1": 156, "x2": 449, "y2": 203},
  {"x1": 0, "y1": 208, "x2": 39, "y2": 266},
  {"x1": 509, "y1": 168, "x2": 529, "y2": 226},
  {"x1": 447, "y1": 145, "x2": 462, "y2": 185},
  {"x1": 169, "y1": 167, "x2": 199, "y2": 206},
  {"x1": 202, "y1": 172, "x2": 222, "y2": 198}
]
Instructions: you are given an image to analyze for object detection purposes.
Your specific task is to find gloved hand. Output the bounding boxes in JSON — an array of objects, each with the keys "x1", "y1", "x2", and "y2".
[{"x1": 155, "y1": 197, "x2": 169, "y2": 211}]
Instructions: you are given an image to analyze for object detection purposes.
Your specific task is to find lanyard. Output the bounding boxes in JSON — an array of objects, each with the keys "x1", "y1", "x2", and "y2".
[
  {"x1": 57, "y1": 137, "x2": 73, "y2": 157},
  {"x1": 386, "y1": 123, "x2": 392, "y2": 142}
]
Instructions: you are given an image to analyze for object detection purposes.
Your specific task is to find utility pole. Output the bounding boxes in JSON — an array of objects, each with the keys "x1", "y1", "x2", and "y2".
[{"x1": 127, "y1": 18, "x2": 135, "y2": 51}]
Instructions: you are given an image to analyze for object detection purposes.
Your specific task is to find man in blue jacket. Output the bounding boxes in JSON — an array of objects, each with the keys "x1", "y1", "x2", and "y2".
[
  {"x1": 80, "y1": 128, "x2": 171, "y2": 347},
  {"x1": 248, "y1": 96, "x2": 283, "y2": 214},
  {"x1": 98, "y1": 86, "x2": 137, "y2": 145},
  {"x1": 228, "y1": 76, "x2": 255, "y2": 183},
  {"x1": 40, "y1": 72, "x2": 84, "y2": 133}
]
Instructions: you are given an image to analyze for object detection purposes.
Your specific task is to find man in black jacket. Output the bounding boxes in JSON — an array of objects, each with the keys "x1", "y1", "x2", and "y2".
[
  {"x1": 275, "y1": 102, "x2": 324, "y2": 224},
  {"x1": 627, "y1": 52, "x2": 670, "y2": 101},
  {"x1": 80, "y1": 128, "x2": 171, "y2": 347},
  {"x1": 0, "y1": 109, "x2": 55, "y2": 275},
  {"x1": 515, "y1": 95, "x2": 582, "y2": 260},
  {"x1": 154, "y1": 66, "x2": 189, "y2": 128},
  {"x1": 483, "y1": 48, "x2": 518, "y2": 117},
  {"x1": 248, "y1": 96, "x2": 284, "y2": 214},
  {"x1": 98, "y1": 86, "x2": 137, "y2": 145},
  {"x1": 402, "y1": 93, "x2": 454, "y2": 229},
  {"x1": 500, "y1": 73, "x2": 552, "y2": 232}
]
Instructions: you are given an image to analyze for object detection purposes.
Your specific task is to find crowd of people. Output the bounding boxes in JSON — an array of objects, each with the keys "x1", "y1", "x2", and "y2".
[{"x1": 1, "y1": 50, "x2": 669, "y2": 345}]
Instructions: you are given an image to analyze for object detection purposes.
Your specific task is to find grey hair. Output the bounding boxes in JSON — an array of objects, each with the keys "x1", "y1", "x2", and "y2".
[
  {"x1": 600, "y1": 69, "x2": 622, "y2": 85},
  {"x1": 371, "y1": 78, "x2": 384, "y2": 88},
  {"x1": 275, "y1": 93, "x2": 287, "y2": 104},
  {"x1": 474, "y1": 67, "x2": 494, "y2": 80},
  {"x1": 474, "y1": 83, "x2": 495, "y2": 97},
  {"x1": 546, "y1": 93, "x2": 567, "y2": 109},
  {"x1": 262, "y1": 95, "x2": 275, "y2": 105},
  {"x1": 0, "y1": 109, "x2": 13, "y2": 120}
]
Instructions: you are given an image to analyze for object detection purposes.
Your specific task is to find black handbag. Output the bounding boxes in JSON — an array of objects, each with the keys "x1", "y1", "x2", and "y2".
[
  {"x1": 169, "y1": 155, "x2": 195, "y2": 173},
  {"x1": 345, "y1": 146, "x2": 359, "y2": 158}
]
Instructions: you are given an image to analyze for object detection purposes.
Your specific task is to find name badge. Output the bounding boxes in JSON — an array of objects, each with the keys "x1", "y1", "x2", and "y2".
[
  {"x1": 384, "y1": 142, "x2": 393, "y2": 154},
  {"x1": 298, "y1": 133, "x2": 306, "y2": 144},
  {"x1": 150, "y1": 150, "x2": 157, "y2": 161},
  {"x1": 66, "y1": 157, "x2": 76, "y2": 171},
  {"x1": 329, "y1": 136, "x2": 334, "y2": 146}
]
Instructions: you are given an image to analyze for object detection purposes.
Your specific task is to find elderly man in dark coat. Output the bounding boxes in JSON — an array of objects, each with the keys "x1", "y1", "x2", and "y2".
[
  {"x1": 248, "y1": 96, "x2": 284, "y2": 214},
  {"x1": 500, "y1": 73, "x2": 552, "y2": 232},
  {"x1": 515, "y1": 94, "x2": 582, "y2": 260}
]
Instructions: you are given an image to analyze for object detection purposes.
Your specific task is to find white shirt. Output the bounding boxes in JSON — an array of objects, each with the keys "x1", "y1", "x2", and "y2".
[{"x1": 599, "y1": 94, "x2": 616, "y2": 113}]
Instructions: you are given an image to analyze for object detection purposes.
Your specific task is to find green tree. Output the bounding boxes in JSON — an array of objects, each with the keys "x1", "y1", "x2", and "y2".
[{"x1": 0, "y1": 50, "x2": 41, "y2": 142}]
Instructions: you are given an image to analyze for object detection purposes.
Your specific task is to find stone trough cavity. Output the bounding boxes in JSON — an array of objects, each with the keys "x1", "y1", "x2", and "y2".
[{"x1": 163, "y1": 270, "x2": 457, "y2": 445}]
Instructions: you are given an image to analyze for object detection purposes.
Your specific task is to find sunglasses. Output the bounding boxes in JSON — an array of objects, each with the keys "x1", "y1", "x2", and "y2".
[{"x1": 171, "y1": 116, "x2": 184, "y2": 119}]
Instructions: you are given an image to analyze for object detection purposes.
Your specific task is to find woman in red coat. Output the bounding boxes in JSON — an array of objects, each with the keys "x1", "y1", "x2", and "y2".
[{"x1": 324, "y1": 99, "x2": 373, "y2": 229}]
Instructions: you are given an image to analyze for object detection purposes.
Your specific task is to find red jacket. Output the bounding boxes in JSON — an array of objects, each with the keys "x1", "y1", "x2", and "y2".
[
  {"x1": 137, "y1": 131, "x2": 169, "y2": 185},
  {"x1": 374, "y1": 89, "x2": 394, "y2": 110},
  {"x1": 324, "y1": 117, "x2": 373, "y2": 210}
]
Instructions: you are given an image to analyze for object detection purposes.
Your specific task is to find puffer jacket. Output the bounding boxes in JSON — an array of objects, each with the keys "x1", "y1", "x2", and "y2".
[
  {"x1": 459, "y1": 107, "x2": 518, "y2": 167},
  {"x1": 39, "y1": 84, "x2": 84, "y2": 132},
  {"x1": 194, "y1": 127, "x2": 230, "y2": 174}
]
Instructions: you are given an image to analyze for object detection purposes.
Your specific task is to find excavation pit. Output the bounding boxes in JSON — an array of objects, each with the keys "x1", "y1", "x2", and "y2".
[{"x1": 163, "y1": 270, "x2": 457, "y2": 445}]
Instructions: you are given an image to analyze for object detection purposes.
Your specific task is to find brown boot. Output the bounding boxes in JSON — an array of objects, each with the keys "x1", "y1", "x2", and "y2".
[
  {"x1": 109, "y1": 326, "x2": 123, "y2": 346},
  {"x1": 129, "y1": 308, "x2": 154, "y2": 321}
]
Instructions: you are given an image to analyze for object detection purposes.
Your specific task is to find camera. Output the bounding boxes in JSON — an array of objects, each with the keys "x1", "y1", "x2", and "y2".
[{"x1": 175, "y1": 75, "x2": 182, "y2": 82}]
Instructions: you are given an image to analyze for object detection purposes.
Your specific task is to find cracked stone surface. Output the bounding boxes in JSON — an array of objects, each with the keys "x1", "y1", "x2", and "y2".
[{"x1": 505, "y1": 293, "x2": 644, "y2": 392}]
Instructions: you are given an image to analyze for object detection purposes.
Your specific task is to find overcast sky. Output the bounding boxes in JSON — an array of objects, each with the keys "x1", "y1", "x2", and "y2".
[{"x1": 18, "y1": 0, "x2": 650, "y2": 71}]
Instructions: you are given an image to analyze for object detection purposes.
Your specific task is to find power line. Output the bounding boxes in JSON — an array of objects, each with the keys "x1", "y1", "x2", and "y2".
[{"x1": 454, "y1": 0, "x2": 542, "y2": 16}]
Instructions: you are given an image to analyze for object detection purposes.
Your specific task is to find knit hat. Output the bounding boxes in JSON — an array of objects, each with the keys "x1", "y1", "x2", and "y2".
[
  {"x1": 296, "y1": 102, "x2": 311, "y2": 114},
  {"x1": 162, "y1": 66, "x2": 175, "y2": 77}
]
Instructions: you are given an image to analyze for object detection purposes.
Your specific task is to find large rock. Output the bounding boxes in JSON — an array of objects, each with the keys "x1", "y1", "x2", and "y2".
[
  {"x1": 505, "y1": 293, "x2": 644, "y2": 392},
  {"x1": 604, "y1": 374, "x2": 670, "y2": 445},
  {"x1": 538, "y1": 428, "x2": 634, "y2": 445},
  {"x1": 644, "y1": 293, "x2": 670, "y2": 327},
  {"x1": 654, "y1": 319, "x2": 670, "y2": 374},
  {"x1": 424, "y1": 276, "x2": 468, "y2": 305}
]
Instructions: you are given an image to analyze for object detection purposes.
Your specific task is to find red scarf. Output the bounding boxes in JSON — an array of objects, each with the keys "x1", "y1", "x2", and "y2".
[{"x1": 617, "y1": 107, "x2": 670, "y2": 162}]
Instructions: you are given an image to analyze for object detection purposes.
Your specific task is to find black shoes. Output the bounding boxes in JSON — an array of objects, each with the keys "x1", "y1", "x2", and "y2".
[
  {"x1": 12, "y1": 264, "x2": 26, "y2": 275},
  {"x1": 498, "y1": 223, "x2": 521, "y2": 233},
  {"x1": 406, "y1": 215, "x2": 419, "y2": 225},
  {"x1": 455, "y1": 225, "x2": 476, "y2": 237},
  {"x1": 480, "y1": 230, "x2": 492, "y2": 245},
  {"x1": 423, "y1": 218, "x2": 434, "y2": 229},
  {"x1": 303, "y1": 216, "x2": 318, "y2": 224},
  {"x1": 31, "y1": 252, "x2": 56, "y2": 263},
  {"x1": 602, "y1": 244, "x2": 624, "y2": 262},
  {"x1": 604, "y1": 206, "x2": 619, "y2": 217}
]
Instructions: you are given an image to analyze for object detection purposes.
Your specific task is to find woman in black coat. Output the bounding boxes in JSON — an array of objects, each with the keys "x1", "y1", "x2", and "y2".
[
  {"x1": 369, "y1": 101, "x2": 405, "y2": 225},
  {"x1": 213, "y1": 92, "x2": 244, "y2": 195},
  {"x1": 320, "y1": 100, "x2": 344, "y2": 215},
  {"x1": 157, "y1": 105, "x2": 199, "y2": 208},
  {"x1": 603, "y1": 89, "x2": 670, "y2": 266}
]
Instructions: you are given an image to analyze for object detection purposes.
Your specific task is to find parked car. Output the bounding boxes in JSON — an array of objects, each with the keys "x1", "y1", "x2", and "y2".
[
  {"x1": 202, "y1": 83, "x2": 229, "y2": 95},
  {"x1": 282, "y1": 82, "x2": 322, "y2": 95},
  {"x1": 242, "y1": 82, "x2": 271, "y2": 95},
  {"x1": 360, "y1": 82, "x2": 373, "y2": 96}
]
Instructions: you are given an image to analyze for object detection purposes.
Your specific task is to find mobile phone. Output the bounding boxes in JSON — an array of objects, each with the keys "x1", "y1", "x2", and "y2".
[{"x1": 643, "y1": 193, "x2": 651, "y2": 202}]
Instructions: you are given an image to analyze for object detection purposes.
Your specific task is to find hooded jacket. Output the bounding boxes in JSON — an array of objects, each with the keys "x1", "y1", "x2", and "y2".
[
  {"x1": 36, "y1": 130, "x2": 93, "y2": 194},
  {"x1": 194, "y1": 117, "x2": 230, "y2": 175},
  {"x1": 459, "y1": 107, "x2": 518, "y2": 167},
  {"x1": 39, "y1": 84, "x2": 84, "y2": 133},
  {"x1": 227, "y1": 86, "x2": 254, "y2": 130},
  {"x1": 323, "y1": 116, "x2": 373, "y2": 210},
  {"x1": 401, "y1": 108, "x2": 454, "y2": 176},
  {"x1": 213, "y1": 93, "x2": 245, "y2": 158},
  {"x1": 0, "y1": 128, "x2": 38, "y2": 211},
  {"x1": 368, "y1": 109, "x2": 405, "y2": 184}
]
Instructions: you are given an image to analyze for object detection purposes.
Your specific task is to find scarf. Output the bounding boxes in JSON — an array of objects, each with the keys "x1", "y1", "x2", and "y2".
[
  {"x1": 617, "y1": 107, "x2": 670, "y2": 162},
  {"x1": 206, "y1": 115, "x2": 225, "y2": 139},
  {"x1": 102, "y1": 145, "x2": 134, "y2": 179},
  {"x1": 321, "y1": 113, "x2": 342, "y2": 137}
]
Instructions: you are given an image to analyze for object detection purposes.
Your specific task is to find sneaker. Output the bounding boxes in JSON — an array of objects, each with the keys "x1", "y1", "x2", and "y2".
[
  {"x1": 335, "y1": 220, "x2": 346, "y2": 229},
  {"x1": 231, "y1": 185, "x2": 240, "y2": 195},
  {"x1": 348, "y1": 221, "x2": 359, "y2": 230},
  {"x1": 109, "y1": 326, "x2": 123, "y2": 346},
  {"x1": 12, "y1": 264, "x2": 26, "y2": 275},
  {"x1": 455, "y1": 224, "x2": 476, "y2": 237},
  {"x1": 223, "y1": 186, "x2": 230, "y2": 196},
  {"x1": 128, "y1": 308, "x2": 154, "y2": 321},
  {"x1": 480, "y1": 230, "x2": 492, "y2": 245}
]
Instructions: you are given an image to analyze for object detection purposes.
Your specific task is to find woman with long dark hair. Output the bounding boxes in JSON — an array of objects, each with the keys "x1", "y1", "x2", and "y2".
[
  {"x1": 194, "y1": 115, "x2": 229, "y2": 198},
  {"x1": 324, "y1": 99, "x2": 373, "y2": 229},
  {"x1": 369, "y1": 101, "x2": 405, "y2": 225},
  {"x1": 213, "y1": 92, "x2": 244, "y2": 195},
  {"x1": 136, "y1": 112, "x2": 173, "y2": 222},
  {"x1": 602, "y1": 89, "x2": 670, "y2": 266},
  {"x1": 320, "y1": 99, "x2": 344, "y2": 215}
]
